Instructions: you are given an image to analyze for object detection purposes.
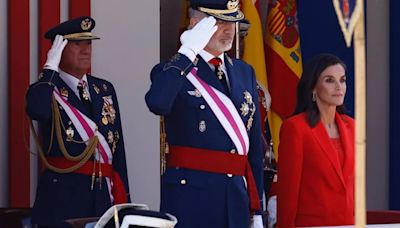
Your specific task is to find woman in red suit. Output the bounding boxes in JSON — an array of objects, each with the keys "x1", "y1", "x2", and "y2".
[{"x1": 277, "y1": 53, "x2": 354, "y2": 227}]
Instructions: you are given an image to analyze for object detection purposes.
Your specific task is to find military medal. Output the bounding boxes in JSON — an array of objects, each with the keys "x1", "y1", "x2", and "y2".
[
  {"x1": 241, "y1": 91, "x2": 256, "y2": 131},
  {"x1": 102, "y1": 84, "x2": 108, "y2": 91},
  {"x1": 107, "y1": 130, "x2": 114, "y2": 144},
  {"x1": 102, "y1": 116, "x2": 109, "y2": 125},
  {"x1": 101, "y1": 96, "x2": 116, "y2": 125},
  {"x1": 244, "y1": 91, "x2": 253, "y2": 104},
  {"x1": 82, "y1": 90, "x2": 90, "y2": 100},
  {"x1": 240, "y1": 103, "x2": 249, "y2": 116},
  {"x1": 112, "y1": 131, "x2": 120, "y2": 153}
]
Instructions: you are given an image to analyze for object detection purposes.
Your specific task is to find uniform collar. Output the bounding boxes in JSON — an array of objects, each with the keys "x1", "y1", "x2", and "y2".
[
  {"x1": 199, "y1": 50, "x2": 225, "y2": 65},
  {"x1": 59, "y1": 69, "x2": 89, "y2": 98}
]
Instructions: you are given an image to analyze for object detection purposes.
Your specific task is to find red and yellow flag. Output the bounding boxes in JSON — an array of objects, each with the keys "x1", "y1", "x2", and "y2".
[{"x1": 264, "y1": 0, "x2": 302, "y2": 158}]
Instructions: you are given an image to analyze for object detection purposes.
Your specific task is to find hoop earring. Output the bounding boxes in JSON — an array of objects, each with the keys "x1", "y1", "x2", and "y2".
[{"x1": 312, "y1": 93, "x2": 316, "y2": 102}]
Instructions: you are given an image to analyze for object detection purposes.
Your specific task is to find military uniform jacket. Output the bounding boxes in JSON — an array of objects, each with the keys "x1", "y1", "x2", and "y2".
[
  {"x1": 26, "y1": 69, "x2": 130, "y2": 227},
  {"x1": 145, "y1": 53, "x2": 264, "y2": 228}
]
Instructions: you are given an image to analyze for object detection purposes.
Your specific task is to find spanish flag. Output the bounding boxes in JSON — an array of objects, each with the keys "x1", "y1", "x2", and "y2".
[{"x1": 264, "y1": 0, "x2": 302, "y2": 158}]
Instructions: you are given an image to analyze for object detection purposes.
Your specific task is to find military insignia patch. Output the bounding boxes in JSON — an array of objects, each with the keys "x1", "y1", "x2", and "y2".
[
  {"x1": 61, "y1": 87, "x2": 69, "y2": 98},
  {"x1": 81, "y1": 18, "x2": 92, "y2": 31},
  {"x1": 93, "y1": 84, "x2": 100, "y2": 94},
  {"x1": 227, "y1": 0, "x2": 239, "y2": 10},
  {"x1": 199, "y1": 120, "x2": 206, "y2": 132},
  {"x1": 187, "y1": 89, "x2": 202, "y2": 98},
  {"x1": 102, "y1": 84, "x2": 108, "y2": 91}
]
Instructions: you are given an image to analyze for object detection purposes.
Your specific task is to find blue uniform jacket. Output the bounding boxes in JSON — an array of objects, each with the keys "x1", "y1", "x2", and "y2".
[
  {"x1": 26, "y1": 69, "x2": 130, "y2": 227},
  {"x1": 145, "y1": 53, "x2": 264, "y2": 228}
]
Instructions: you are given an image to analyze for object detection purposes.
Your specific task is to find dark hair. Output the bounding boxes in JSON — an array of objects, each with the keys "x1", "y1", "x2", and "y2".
[{"x1": 294, "y1": 53, "x2": 347, "y2": 127}]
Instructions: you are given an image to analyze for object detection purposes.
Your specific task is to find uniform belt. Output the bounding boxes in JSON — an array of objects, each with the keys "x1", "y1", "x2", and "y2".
[
  {"x1": 167, "y1": 146, "x2": 261, "y2": 211},
  {"x1": 47, "y1": 157, "x2": 128, "y2": 204}
]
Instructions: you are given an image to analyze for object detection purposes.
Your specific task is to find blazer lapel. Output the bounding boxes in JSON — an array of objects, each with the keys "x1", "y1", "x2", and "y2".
[
  {"x1": 312, "y1": 120, "x2": 346, "y2": 187},
  {"x1": 335, "y1": 112, "x2": 354, "y2": 178},
  {"x1": 87, "y1": 76, "x2": 104, "y2": 124},
  {"x1": 225, "y1": 56, "x2": 247, "y2": 124}
]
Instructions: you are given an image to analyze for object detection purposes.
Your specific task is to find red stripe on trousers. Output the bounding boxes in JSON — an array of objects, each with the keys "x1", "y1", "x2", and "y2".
[
  {"x1": 39, "y1": 0, "x2": 61, "y2": 70},
  {"x1": 265, "y1": 45, "x2": 300, "y2": 118},
  {"x1": 8, "y1": 0, "x2": 30, "y2": 207},
  {"x1": 69, "y1": 0, "x2": 91, "y2": 19}
]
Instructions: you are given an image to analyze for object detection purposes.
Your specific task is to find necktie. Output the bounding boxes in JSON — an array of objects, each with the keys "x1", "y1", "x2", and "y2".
[
  {"x1": 209, "y1": 57, "x2": 230, "y2": 95},
  {"x1": 77, "y1": 81, "x2": 92, "y2": 113}
]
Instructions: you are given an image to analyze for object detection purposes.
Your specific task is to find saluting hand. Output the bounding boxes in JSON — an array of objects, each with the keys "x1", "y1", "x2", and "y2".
[
  {"x1": 178, "y1": 16, "x2": 217, "y2": 62},
  {"x1": 44, "y1": 34, "x2": 68, "y2": 72}
]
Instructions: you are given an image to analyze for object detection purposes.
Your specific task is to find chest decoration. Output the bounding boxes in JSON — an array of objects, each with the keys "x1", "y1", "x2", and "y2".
[
  {"x1": 92, "y1": 84, "x2": 100, "y2": 94},
  {"x1": 60, "y1": 87, "x2": 69, "y2": 99},
  {"x1": 240, "y1": 91, "x2": 256, "y2": 131},
  {"x1": 101, "y1": 96, "x2": 116, "y2": 125},
  {"x1": 66, "y1": 126, "x2": 74, "y2": 141},
  {"x1": 187, "y1": 89, "x2": 202, "y2": 98},
  {"x1": 107, "y1": 130, "x2": 120, "y2": 153}
]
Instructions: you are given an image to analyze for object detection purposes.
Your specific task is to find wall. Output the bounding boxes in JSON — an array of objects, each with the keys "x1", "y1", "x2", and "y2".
[
  {"x1": 366, "y1": 0, "x2": 390, "y2": 210},
  {"x1": 91, "y1": 0, "x2": 161, "y2": 210}
]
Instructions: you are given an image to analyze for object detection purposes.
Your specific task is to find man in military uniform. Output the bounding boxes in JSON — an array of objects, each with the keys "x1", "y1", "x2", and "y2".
[
  {"x1": 145, "y1": 0, "x2": 264, "y2": 227},
  {"x1": 26, "y1": 16, "x2": 130, "y2": 227}
]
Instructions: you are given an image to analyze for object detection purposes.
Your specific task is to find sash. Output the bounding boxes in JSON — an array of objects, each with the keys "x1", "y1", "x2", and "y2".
[
  {"x1": 53, "y1": 88, "x2": 114, "y2": 201},
  {"x1": 186, "y1": 68, "x2": 249, "y2": 155}
]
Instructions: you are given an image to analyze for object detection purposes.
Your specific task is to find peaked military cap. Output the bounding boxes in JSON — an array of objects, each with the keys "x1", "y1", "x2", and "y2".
[
  {"x1": 45, "y1": 16, "x2": 100, "y2": 41},
  {"x1": 95, "y1": 203, "x2": 178, "y2": 228},
  {"x1": 189, "y1": 0, "x2": 244, "y2": 22}
]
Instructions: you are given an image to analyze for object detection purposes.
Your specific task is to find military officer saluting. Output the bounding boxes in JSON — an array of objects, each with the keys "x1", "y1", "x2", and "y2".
[
  {"x1": 26, "y1": 16, "x2": 130, "y2": 227},
  {"x1": 145, "y1": 0, "x2": 264, "y2": 227}
]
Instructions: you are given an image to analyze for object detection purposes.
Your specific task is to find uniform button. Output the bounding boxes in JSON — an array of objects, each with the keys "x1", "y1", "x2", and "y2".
[
  {"x1": 180, "y1": 179, "x2": 187, "y2": 185},
  {"x1": 52, "y1": 178, "x2": 58, "y2": 183},
  {"x1": 200, "y1": 105, "x2": 205, "y2": 110},
  {"x1": 227, "y1": 174, "x2": 233, "y2": 177},
  {"x1": 230, "y1": 149, "x2": 236, "y2": 154}
]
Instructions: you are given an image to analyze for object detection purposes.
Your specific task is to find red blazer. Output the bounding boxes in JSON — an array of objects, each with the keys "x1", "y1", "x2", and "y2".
[{"x1": 277, "y1": 112, "x2": 354, "y2": 227}]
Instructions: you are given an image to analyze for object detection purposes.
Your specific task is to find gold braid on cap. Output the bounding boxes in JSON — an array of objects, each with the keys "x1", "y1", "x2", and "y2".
[
  {"x1": 63, "y1": 32, "x2": 96, "y2": 39},
  {"x1": 198, "y1": 7, "x2": 238, "y2": 14}
]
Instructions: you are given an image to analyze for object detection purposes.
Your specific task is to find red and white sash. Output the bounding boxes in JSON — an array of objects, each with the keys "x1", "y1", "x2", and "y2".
[
  {"x1": 53, "y1": 88, "x2": 114, "y2": 201},
  {"x1": 186, "y1": 68, "x2": 249, "y2": 155}
]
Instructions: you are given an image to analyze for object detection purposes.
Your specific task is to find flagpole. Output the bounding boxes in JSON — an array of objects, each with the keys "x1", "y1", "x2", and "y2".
[{"x1": 354, "y1": 0, "x2": 366, "y2": 227}]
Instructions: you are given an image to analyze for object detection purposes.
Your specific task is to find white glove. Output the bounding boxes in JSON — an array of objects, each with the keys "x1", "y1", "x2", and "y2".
[
  {"x1": 251, "y1": 215, "x2": 263, "y2": 228},
  {"x1": 44, "y1": 34, "x2": 68, "y2": 72},
  {"x1": 267, "y1": 195, "x2": 277, "y2": 228},
  {"x1": 178, "y1": 16, "x2": 217, "y2": 61}
]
